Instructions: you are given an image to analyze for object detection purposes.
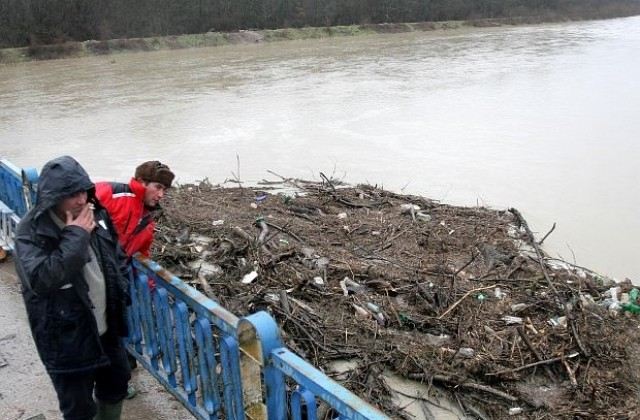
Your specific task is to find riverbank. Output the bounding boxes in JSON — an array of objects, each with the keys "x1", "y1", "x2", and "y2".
[{"x1": 0, "y1": 15, "x2": 625, "y2": 64}]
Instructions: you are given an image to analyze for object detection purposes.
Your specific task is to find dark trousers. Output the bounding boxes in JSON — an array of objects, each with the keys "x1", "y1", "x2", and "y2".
[{"x1": 49, "y1": 337, "x2": 131, "y2": 420}]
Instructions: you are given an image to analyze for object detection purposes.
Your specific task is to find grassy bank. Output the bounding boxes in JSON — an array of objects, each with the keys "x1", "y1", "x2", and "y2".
[{"x1": 0, "y1": 17, "x2": 573, "y2": 64}]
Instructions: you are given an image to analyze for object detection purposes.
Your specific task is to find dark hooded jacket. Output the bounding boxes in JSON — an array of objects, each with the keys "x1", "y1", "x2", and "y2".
[{"x1": 13, "y1": 156, "x2": 129, "y2": 374}]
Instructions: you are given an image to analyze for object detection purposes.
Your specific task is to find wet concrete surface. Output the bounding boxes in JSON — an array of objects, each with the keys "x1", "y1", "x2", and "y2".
[{"x1": 0, "y1": 256, "x2": 195, "y2": 420}]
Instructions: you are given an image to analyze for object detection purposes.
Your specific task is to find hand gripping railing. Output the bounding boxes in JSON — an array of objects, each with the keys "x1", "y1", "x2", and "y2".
[
  {"x1": 0, "y1": 159, "x2": 38, "y2": 251},
  {"x1": 129, "y1": 255, "x2": 390, "y2": 420}
]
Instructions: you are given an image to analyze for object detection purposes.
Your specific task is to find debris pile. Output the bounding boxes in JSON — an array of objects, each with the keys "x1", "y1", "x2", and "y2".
[{"x1": 152, "y1": 175, "x2": 640, "y2": 419}]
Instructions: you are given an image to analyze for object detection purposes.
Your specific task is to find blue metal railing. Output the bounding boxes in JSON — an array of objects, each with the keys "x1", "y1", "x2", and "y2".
[
  {"x1": 0, "y1": 158, "x2": 38, "y2": 218},
  {"x1": 0, "y1": 159, "x2": 38, "y2": 251},
  {"x1": 0, "y1": 158, "x2": 390, "y2": 420}
]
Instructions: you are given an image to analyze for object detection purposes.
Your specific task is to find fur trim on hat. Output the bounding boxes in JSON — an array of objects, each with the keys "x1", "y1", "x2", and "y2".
[{"x1": 134, "y1": 161, "x2": 175, "y2": 188}]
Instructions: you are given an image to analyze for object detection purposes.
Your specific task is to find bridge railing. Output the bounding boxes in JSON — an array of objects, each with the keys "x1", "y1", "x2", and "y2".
[
  {"x1": 0, "y1": 159, "x2": 38, "y2": 251},
  {"x1": 1, "y1": 158, "x2": 390, "y2": 420},
  {"x1": 130, "y1": 256, "x2": 390, "y2": 420}
]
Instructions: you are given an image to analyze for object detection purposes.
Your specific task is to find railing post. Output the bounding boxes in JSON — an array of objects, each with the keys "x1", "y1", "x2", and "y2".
[{"x1": 237, "y1": 312, "x2": 286, "y2": 420}]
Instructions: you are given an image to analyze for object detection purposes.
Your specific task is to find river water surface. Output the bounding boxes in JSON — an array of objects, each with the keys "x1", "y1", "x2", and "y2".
[{"x1": 1, "y1": 16, "x2": 639, "y2": 282}]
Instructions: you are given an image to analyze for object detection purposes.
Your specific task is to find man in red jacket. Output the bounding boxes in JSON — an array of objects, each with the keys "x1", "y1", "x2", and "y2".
[
  {"x1": 95, "y1": 161, "x2": 175, "y2": 258},
  {"x1": 95, "y1": 160, "x2": 175, "y2": 399}
]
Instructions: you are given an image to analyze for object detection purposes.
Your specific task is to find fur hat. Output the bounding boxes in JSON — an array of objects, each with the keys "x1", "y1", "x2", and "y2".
[{"x1": 134, "y1": 161, "x2": 175, "y2": 188}]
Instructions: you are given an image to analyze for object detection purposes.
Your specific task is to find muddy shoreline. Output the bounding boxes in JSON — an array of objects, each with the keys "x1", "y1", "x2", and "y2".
[{"x1": 0, "y1": 16, "x2": 621, "y2": 64}]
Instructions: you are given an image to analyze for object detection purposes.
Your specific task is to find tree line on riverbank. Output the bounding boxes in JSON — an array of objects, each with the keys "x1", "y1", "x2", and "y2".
[{"x1": 1, "y1": 0, "x2": 639, "y2": 48}]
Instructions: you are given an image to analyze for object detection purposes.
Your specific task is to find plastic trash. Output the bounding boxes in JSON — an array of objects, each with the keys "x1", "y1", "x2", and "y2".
[
  {"x1": 457, "y1": 347, "x2": 475, "y2": 358},
  {"x1": 366, "y1": 302, "x2": 381, "y2": 313},
  {"x1": 610, "y1": 287, "x2": 620, "y2": 302},
  {"x1": 255, "y1": 194, "x2": 268, "y2": 203},
  {"x1": 265, "y1": 293, "x2": 280, "y2": 302},
  {"x1": 241, "y1": 271, "x2": 258, "y2": 284},
  {"x1": 476, "y1": 293, "x2": 486, "y2": 302},
  {"x1": 621, "y1": 303, "x2": 640, "y2": 313},
  {"x1": 212, "y1": 220, "x2": 224, "y2": 226},
  {"x1": 424, "y1": 333, "x2": 451, "y2": 346},
  {"x1": 502, "y1": 316, "x2": 523, "y2": 325},
  {"x1": 631, "y1": 288, "x2": 639, "y2": 302},
  {"x1": 352, "y1": 304, "x2": 369, "y2": 319},
  {"x1": 580, "y1": 293, "x2": 597, "y2": 308},
  {"x1": 511, "y1": 303, "x2": 527, "y2": 312},
  {"x1": 508, "y1": 407, "x2": 523, "y2": 415},
  {"x1": 400, "y1": 203, "x2": 421, "y2": 214}
]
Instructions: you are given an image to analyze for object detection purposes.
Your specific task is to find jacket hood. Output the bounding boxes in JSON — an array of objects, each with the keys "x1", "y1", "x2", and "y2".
[{"x1": 35, "y1": 156, "x2": 96, "y2": 218}]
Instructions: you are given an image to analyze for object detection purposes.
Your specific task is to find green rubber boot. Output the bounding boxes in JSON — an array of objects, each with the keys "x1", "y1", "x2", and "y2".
[{"x1": 94, "y1": 400, "x2": 123, "y2": 420}]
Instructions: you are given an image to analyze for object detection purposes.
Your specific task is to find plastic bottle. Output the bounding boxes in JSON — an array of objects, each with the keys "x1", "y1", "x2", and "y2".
[{"x1": 621, "y1": 303, "x2": 640, "y2": 313}]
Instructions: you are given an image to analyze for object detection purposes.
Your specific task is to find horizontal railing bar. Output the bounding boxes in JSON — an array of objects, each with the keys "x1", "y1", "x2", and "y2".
[
  {"x1": 0, "y1": 159, "x2": 23, "y2": 181},
  {"x1": 132, "y1": 256, "x2": 240, "y2": 334},
  {"x1": 272, "y1": 349, "x2": 391, "y2": 420}
]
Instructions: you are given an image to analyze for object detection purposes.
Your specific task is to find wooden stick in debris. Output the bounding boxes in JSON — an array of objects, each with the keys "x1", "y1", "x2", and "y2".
[
  {"x1": 320, "y1": 172, "x2": 387, "y2": 208},
  {"x1": 538, "y1": 222, "x2": 556, "y2": 246},
  {"x1": 232, "y1": 226, "x2": 254, "y2": 241},
  {"x1": 319, "y1": 172, "x2": 338, "y2": 192},
  {"x1": 562, "y1": 359, "x2": 579, "y2": 389},
  {"x1": 408, "y1": 373, "x2": 518, "y2": 402},
  {"x1": 463, "y1": 401, "x2": 491, "y2": 420},
  {"x1": 509, "y1": 208, "x2": 590, "y2": 358},
  {"x1": 257, "y1": 219, "x2": 269, "y2": 243},
  {"x1": 486, "y1": 352, "x2": 579, "y2": 376},
  {"x1": 264, "y1": 221, "x2": 305, "y2": 244},
  {"x1": 198, "y1": 274, "x2": 217, "y2": 301},
  {"x1": 516, "y1": 326, "x2": 558, "y2": 383},
  {"x1": 266, "y1": 169, "x2": 308, "y2": 190},
  {"x1": 438, "y1": 285, "x2": 497, "y2": 319},
  {"x1": 271, "y1": 306, "x2": 329, "y2": 353},
  {"x1": 451, "y1": 251, "x2": 477, "y2": 287},
  {"x1": 279, "y1": 290, "x2": 291, "y2": 315}
]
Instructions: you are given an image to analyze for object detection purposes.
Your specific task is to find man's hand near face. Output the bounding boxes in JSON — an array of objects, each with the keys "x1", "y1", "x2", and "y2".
[{"x1": 66, "y1": 204, "x2": 96, "y2": 234}]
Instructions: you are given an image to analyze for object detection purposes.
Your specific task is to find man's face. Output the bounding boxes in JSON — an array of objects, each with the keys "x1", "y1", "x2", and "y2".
[
  {"x1": 142, "y1": 182, "x2": 167, "y2": 208},
  {"x1": 54, "y1": 191, "x2": 88, "y2": 219}
]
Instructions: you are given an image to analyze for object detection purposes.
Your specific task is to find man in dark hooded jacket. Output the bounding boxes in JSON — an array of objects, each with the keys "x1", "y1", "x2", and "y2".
[{"x1": 13, "y1": 156, "x2": 131, "y2": 420}]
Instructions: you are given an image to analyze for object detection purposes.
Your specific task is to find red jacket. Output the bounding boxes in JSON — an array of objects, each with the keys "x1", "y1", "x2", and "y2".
[{"x1": 95, "y1": 178, "x2": 155, "y2": 258}]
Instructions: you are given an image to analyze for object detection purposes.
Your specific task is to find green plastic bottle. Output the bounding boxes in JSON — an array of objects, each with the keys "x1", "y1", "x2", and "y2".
[{"x1": 621, "y1": 303, "x2": 640, "y2": 313}]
